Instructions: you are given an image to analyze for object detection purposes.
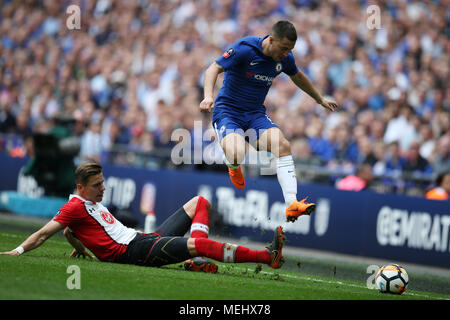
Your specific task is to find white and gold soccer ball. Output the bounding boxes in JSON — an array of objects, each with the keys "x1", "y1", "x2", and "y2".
[{"x1": 375, "y1": 264, "x2": 409, "y2": 294}]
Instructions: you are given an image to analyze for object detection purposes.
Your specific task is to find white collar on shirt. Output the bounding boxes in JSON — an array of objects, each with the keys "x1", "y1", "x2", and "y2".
[{"x1": 69, "y1": 194, "x2": 96, "y2": 205}]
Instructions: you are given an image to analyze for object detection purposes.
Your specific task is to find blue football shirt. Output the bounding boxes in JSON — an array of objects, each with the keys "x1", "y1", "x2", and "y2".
[{"x1": 214, "y1": 35, "x2": 298, "y2": 113}]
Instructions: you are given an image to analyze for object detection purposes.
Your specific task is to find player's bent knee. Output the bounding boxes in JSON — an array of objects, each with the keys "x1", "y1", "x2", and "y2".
[
  {"x1": 279, "y1": 138, "x2": 292, "y2": 157},
  {"x1": 187, "y1": 238, "x2": 197, "y2": 256},
  {"x1": 183, "y1": 196, "x2": 210, "y2": 220},
  {"x1": 183, "y1": 196, "x2": 200, "y2": 219},
  {"x1": 195, "y1": 196, "x2": 210, "y2": 211}
]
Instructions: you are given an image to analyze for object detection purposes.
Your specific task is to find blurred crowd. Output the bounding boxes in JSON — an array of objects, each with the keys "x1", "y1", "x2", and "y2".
[{"x1": 0, "y1": 0, "x2": 449, "y2": 196}]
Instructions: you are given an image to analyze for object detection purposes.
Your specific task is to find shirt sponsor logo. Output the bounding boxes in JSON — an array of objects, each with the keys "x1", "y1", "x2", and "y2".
[
  {"x1": 254, "y1": 74, "x2": 274, "y2": 82},
  {"x1": 245, "y1": 71, "x2": 274, "y2": 84}
]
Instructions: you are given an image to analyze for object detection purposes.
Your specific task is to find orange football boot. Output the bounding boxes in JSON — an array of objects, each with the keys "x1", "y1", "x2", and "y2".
[
  {"x1": 228, "y1": 166, "x2": 245, "y2": 190},
  {"x1": 266, "y1": 226, "x2": 286, "y2": 269},
  {"x1": 286, "y1": 198, "x2": 316, "y2": 222},
  {"x1": 184, "y1": 257, "x2": 218, "y2": 273}
]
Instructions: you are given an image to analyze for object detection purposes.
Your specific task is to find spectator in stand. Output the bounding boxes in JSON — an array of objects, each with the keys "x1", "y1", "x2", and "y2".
[
  {"x1": 80, "y1": 121, "x2": 102, "y2": 163},
  {"x1": 418, "y1": 124, "x2": 435, "y2": 160},
  {"x1": 0, "y1": 100, "x2": 16, "y2": 133},
  {"x1": 355, "y1": 136, "x2": 378, "y2": 166},
  {"x1": 329, "y1": 124, "x2": 359, "y2": 165},
  {"x1": 306, "y1": 116, "x2": 333, "y2": 163},
  {"x1": 371, "y1": 141, "x2": 387, "y2": 177},
  {"x1": 384, "y1": 105, "x2": 419, "y2": 153},
  {"x1": 336, "y1": 163, "x2": 374, "y2": 192},
  {"x1": 291, "y1": 137, "x2": 322, "y2": 166},
  {"x1": 368, "y1": 119, "x2": 386, "y2": 143},
  {"x1": 425, "y1": 172, "x2": 450, "y2": 201},
  {"x1": 403, "y1": 140, "x2": 432, "y2": 174},
  {"x1": 384, "y1": 141, "x2": 407, "y2": 175},
  {"x1": 431, "y1": 134, "x2": 450, "y2": 175},
  {"x1": 14, "y1": 111, "x2": 32, "y2": 137}
]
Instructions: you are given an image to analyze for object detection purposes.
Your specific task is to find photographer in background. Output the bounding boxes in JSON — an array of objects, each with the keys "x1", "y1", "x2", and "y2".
[{"x1": 23, "y1": 116, "x2": 80, "y2": 198}]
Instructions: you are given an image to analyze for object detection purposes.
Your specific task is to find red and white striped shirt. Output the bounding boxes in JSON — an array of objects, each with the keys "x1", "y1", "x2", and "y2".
[{"x1": 53, "y1": 195, "x2": 137, "y2": 262}]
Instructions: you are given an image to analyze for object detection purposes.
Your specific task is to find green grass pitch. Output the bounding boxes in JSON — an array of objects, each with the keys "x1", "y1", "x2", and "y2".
[{"x1": 1, "y1": 229, "x2": 449, "y2": 301}]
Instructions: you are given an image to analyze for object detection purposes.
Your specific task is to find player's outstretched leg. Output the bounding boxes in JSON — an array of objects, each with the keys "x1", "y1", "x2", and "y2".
[
  {"x1": 277, "y1": 153, "x2": 316, "y2": 222},
  {"x1": 191, "y1": 226, "x2": 286, "y2": 269},
  {"x1": 221, "y1": 133, "x2": 247, "y2": 190},
  {"x1": 257, "y1": 128, "x2": 316, "y2": 222}
]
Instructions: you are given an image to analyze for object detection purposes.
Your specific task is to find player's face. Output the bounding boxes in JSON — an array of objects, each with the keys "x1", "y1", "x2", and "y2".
[
  {"x1": 78, "y1": 173, "x2": 105, "y2": 203},
  {"x1": 270, "y1": 36, "x2": 295, "y2": 61}
]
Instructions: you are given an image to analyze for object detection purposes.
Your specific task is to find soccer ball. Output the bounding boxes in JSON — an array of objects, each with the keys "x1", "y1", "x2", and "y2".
[{"x1": 375, "y1": 264, "x2": 409, "y2": 294}]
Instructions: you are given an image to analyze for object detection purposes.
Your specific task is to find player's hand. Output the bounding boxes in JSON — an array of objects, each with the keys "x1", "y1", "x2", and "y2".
[
  {"x1": 199, "y1": 97, "x2": 214, "y2": 113},
  {"x1": 69, "y1": 248, "x2": 93, "y2": 259},
  {"x1": 0, "y1": 250, "x2": 20, "y2": 256},
  {"x1": 319, "y1": 97, "x2": 339, "y2": 112}
]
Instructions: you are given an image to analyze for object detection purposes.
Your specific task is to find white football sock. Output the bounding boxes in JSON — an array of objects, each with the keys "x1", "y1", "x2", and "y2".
[{"x1": 277, "y1": 155, "x2": 297, "y2": 207}]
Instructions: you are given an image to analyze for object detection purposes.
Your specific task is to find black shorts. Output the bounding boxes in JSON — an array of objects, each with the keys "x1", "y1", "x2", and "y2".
[{"x1": 116, "y1": 206, "x2": 192, "y2": 267}]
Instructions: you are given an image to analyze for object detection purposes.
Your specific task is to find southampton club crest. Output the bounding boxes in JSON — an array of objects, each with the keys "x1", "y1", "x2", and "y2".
[{"x1": 101, "y1": 211, "x2": 115, "y2": 224}]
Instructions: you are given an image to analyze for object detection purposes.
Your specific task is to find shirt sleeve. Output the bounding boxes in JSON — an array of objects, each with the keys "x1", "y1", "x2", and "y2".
[
  {"x1": 52, "y1": 201, "x2": 84, "y2": 228},
  {"x1": 283, "y1": 52, "x2": 299, "y2": 76},
  {"x1": 216, "y1": 42, "x2": 247, "y2": 70}
]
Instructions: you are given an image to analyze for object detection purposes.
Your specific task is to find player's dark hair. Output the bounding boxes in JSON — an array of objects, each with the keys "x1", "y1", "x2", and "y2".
[
  {"x1": 271, "y1": 20, "x2": 297, "y2": 42},
  {"x1": 75, "y1": 161, "x2": 103, "y2": 185}
]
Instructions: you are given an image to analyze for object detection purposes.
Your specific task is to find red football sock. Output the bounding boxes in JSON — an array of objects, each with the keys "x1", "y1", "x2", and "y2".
[
  {"x1": 234, "y1": 245, "x2": 271, "y2": 264},
  {"x1": 194, "y1": 238, "x2": 223, "y2": 261},
  {"x1": 190, "y1": 196, "x2": 210, "y2": 239},
  {"x1": 194, "y1": 238, "x2": 270, "y2": 264}
]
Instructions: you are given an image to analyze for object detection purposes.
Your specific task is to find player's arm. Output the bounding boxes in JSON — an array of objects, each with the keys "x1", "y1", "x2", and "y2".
[
  {"x1": 63, "y1": 227, "x2": 93, "y2": 259},
  {"x1": 289, "y1": 70, "x2": 338, "y2": 112},
  {"x1": 0, "y1": 220, "x2": 64, "y2": 256},
  {"x1": 200, "y1": 62, "x2": 224, "y2": 113}
]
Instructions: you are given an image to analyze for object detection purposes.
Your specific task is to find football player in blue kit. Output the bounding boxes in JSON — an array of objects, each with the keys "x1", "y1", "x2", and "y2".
[{"x1": 199, "y1": 21, "x2": 339, "y2": 222}]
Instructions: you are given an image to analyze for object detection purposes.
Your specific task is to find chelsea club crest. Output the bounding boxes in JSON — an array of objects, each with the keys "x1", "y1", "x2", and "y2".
[{"x1": 275, "y1": 63, "x2": 282, "y2": 72}]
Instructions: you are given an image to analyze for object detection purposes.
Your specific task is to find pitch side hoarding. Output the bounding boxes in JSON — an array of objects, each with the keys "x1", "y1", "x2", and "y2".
[{"x1": 1, "y1": 155, "x2": 448, "y2": 268}]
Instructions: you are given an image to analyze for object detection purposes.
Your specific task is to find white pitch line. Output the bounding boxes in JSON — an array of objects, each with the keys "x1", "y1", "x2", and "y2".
[{"x1": 230, "y1": 265, "x2": 449, "y2": 300}]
